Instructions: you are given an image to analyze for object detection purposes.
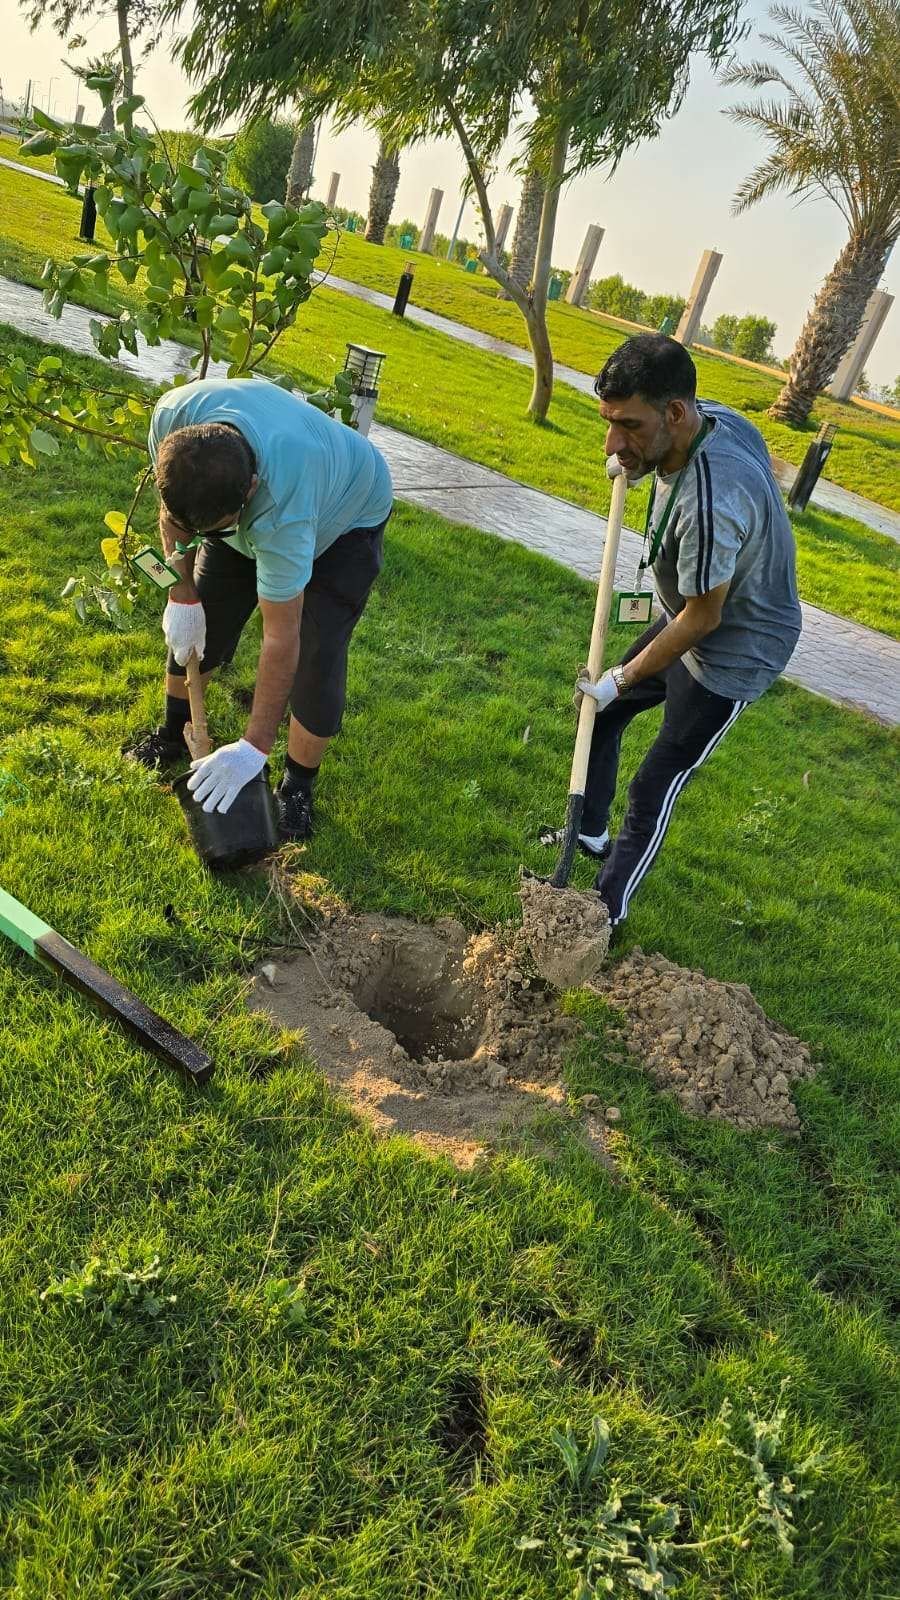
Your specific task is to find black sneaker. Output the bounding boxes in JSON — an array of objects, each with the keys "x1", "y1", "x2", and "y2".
[
  {"x1": 277, "y1": 781, "x2": 314, "y2": 842},
  {"x1": 537, "y1": 824, "x2": 612, "y2": 862},
  {"x1": 123, "y1": 725, "x2": 187, "y2": 769}
]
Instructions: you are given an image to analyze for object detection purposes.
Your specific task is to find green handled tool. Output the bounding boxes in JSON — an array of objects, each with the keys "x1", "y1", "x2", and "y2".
[{"x1": 0, "y1": 886, "x2": 214, "y2": 1083}]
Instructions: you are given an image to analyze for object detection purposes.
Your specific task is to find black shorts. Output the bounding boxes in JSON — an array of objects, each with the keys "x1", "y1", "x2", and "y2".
[{"x1": 167, "y1": 516, "x2": 388, "y2": 737}]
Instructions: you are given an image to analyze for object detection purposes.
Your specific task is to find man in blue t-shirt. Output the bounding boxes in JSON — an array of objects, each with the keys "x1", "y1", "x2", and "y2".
[{"x1": 127, "y1": 377, "x2": 393, "y2": 838}]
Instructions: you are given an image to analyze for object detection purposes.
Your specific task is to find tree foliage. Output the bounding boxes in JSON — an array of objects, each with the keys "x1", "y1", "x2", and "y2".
[
  {"x1": 723, "y1": 0, "x2": 900, "y2": 421},
  {"x1": 171, "y1": 0, "x2": 747, "y2": 420},
  {"x1": 3, "y1": 73, "x2": 347, "y2": 621},
  {"x1": 229, "y1": 117, "x2": 296, "y2": 203},
  {"x1": 590, "y1": 273, "x2": 685, "y2": 330}
]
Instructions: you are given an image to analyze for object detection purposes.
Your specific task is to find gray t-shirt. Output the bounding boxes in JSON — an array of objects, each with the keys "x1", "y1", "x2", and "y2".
[{"x1": 649, "y1": 401, "x2": 802, "y2": 700}]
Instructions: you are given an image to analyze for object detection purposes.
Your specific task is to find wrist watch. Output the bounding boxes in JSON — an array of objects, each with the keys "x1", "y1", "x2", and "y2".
[{"x1": 612, "y1": 664, "x2": 629, "y2": 695}]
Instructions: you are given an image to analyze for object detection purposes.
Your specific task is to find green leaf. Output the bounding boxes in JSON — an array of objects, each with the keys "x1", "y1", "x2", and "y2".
[
  {"x1": 36, "y1": 356, "x2": 63, "y2": 375},
  {"x1": 117, "y1": 258, "x2": 140, "y2": 284},
  {"x1": 115, "y1": 95, "x2": 146, "y2": 123},
  {"x1": 215, "y1": 305, "x2": 245, "y2": 334},
  {"x1": 260, "y1": 246, "x2": 290, "y2": 276},
  {"x1": 20, "y1": 131, "x2": 57, "y2": 157},
  {"x1": 176, "y1": 163, "x2": 208, "y2": 190},
  {"x1": 207, "y1": 213, "x2": 239, "y2": 235},
  {"x1": 29, "y1": 427, "x2": 60, "y2": 457},
  {"x1": 31, "y1": 108, "x2": 65, "y2": 134},
  {"x1": 167, "y1": 209, "x2": 195, "y2": 239},
  {"x1": 148, "y1": 160, "x2": 169, "y2": 189},
  {"x1": 224, "y1": 234, "x2": 256, "y2": 267},
  {"x1": 229, "y1": 329, "x2": 252, "y2": 368},
  {"x1": 187, "y1": 187, "x2": 216, "y2": 214},
  {"x1": 117, "y1": 205, "x2": 144, "y2": 239}
]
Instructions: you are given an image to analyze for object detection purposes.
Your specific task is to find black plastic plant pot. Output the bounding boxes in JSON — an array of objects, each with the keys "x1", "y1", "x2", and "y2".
[{"x1": 174, "y1": 766, "x2": 280, "y2": 869}]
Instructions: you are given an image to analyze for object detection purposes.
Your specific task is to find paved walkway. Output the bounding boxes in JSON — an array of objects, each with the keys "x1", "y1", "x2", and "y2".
[
  {"x1": 1, "y1": 274, "x2": 898, "y2": 725},
  {"x1": 2, "y1": 152, "x2": 898, "y2": 543}
]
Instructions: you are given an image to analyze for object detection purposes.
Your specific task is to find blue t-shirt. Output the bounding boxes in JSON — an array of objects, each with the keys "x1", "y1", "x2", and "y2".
[{"x1": 149, "y1": 378, "x2": 393, "y2": 600}]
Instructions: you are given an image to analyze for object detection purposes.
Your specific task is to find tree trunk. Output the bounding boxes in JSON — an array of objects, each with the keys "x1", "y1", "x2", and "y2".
[
  {"x1": 116, "y1": 0, "x2": 134, "y2": 102},
  {"x1": 365, "y1": 139, "x2": 400, "y2": 244},
  {"x1": 769, "y1": 228, "x2": 893, "y2": 424},
  {"x1": 286, "y1": 120, "x2": 315, "y2": 206},
  {"x1": 526, "y1": 122, "x2": 570, "y2": 423},
  {"x1": 499, "y1": 167, "x2": 543, "y2": 300}
]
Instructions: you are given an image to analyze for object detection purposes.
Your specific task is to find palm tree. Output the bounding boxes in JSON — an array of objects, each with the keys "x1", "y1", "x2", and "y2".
[
  {"x1": 365, "y1": 137, "x2": 401, "y2": 243},
  {"x1": 286, "y1": 117, "x2": 315, "y2": 205},
  {"x1": 498, "y1": 166, "x2": 543, "y2": 300},
  {"x1": 723, "y1": 0, "x2": 900, "y2": 425}
]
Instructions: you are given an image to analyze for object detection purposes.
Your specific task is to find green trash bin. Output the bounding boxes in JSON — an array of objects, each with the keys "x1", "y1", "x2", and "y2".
[
  {"x1": 464, "y1": 257, "x2": 477, "y2": 273},
  {"x1": 548, "y1": 276, "x2": 562, "y2": 302},
  {"x1": 346, "y1": 215, "x2": 358, "y2": 233},
  {"x1": 399, "y1": 232, "x2": 414, "y2": 249}
]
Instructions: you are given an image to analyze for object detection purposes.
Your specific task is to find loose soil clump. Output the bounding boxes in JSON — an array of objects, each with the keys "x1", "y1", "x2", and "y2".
[
  {"x1": 593, "y1": 950, "x2": 817, "y2": 1131},
  {"x1": 519, "y1": 875, "x2": 610, "y2": 990},
  {"x1": 250, "y1": 904, "x2": 587, "y2": 1168}
]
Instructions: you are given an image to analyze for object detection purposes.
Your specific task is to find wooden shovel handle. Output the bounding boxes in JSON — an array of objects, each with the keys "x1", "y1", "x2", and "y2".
[
  {"x1": 183, "y1": 651, "x2": 212, "y2": 761},
  {"x1": 569, "y1": 469, "x2": 628, "y2": 797}
]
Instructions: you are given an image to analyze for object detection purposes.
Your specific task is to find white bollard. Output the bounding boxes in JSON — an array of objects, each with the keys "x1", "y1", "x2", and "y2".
[
  {"x1": 565, "y1": 224, "x2": 604, "y2": 307},
  {"x1": 675, "y1": 250, "x2": 723, "y2": 347},
  {"x1": 827, "y1": 289, "x2": 894, "y2": 401}
]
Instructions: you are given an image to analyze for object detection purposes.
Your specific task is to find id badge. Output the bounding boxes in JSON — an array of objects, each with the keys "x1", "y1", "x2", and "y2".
[
  {"x1": 615, "y1": 591, "x2": 653, "y2": 626},
  {"x1": 133, "y1": 546, "x2": 180, "y2": 590}
]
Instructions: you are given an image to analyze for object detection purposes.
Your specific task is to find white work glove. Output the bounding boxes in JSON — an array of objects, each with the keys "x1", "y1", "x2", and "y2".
[
  {"x1": 575, "y1": 667, "x2": 620, "y2": 714},
  {"x1": 162, "y1": 598, "x2": 206, "y2": 668},
  {"x1": 187, "y1": 739, "x2": 267, "y2": 814}
]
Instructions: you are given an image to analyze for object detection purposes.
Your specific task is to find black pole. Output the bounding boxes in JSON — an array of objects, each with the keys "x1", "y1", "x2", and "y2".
[
  {"x1": 392, "y1": 264, "x2": 414, "y2": 318},
  {"x1": 78, "y1": 184, "x2": 97, "y2": 243},
  {"x1": 788, "y1": 426, "x2": 837, "y2": 513}
]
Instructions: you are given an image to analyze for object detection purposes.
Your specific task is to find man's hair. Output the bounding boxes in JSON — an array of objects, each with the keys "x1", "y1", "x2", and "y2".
[
  {"x1": 155, "y1": 423, "x2": 255, "y2": 531},
  {"x1": 594, "y1": 334, "x2": 697, "y2": 410}
]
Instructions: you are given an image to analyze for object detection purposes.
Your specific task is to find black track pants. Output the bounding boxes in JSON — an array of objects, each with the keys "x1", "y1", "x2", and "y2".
[{"x1": 583, "y1": 618, "x2": 747, "y2": 924}]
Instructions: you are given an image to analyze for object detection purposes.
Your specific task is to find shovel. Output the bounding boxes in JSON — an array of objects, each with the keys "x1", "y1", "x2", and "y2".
[
  {"x1": 542, "y1": 468, "x2": 628, "y2": 888},
  {"x1": 519, "y1": 470, "x2": 628, "y2": 990},
  {"x1": 173, "y1": 652, "x2": 281, "y2": 869}
]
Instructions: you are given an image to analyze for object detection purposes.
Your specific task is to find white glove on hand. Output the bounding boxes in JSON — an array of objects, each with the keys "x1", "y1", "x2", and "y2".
[
  {"x1": 187, "y1": 739, "x2": 267, "y2": 814},
  {"x1": 575, "y1": 668, "x2": 620, "y2": 714},
  {"x1": 163, "y1": 598, "x2": 206, "y2": 668}
]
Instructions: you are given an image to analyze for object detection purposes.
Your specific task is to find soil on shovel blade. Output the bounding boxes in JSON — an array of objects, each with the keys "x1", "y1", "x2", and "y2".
[
  {"x1": 519, "y1": 875, "x2": 610, "y2": 990},
  {"x1": 249, "y1": 903, "x2": 591, "y2": 1168}
]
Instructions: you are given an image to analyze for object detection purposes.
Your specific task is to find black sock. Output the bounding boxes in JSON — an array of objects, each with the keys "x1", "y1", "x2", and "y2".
[
  {"x1": 163, "y1": 694, "x2": 191, "y2": 740},
  {"x1": 283, "y1": 754, "x2": 319, "y2": 794}
]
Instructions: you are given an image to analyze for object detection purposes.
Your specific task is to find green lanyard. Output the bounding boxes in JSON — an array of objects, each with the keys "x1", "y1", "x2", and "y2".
[{"x1": 638, "y1": 417, "x2": 711, "y2": 576}]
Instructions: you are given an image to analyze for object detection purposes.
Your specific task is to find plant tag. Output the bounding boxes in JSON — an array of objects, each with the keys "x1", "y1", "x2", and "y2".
[
  {"x1": 615, "y1": 591, "x2": 653, "y2": 625},
  {"x1": 133, "y1": 546, "x2": 180, "y2": 590}
]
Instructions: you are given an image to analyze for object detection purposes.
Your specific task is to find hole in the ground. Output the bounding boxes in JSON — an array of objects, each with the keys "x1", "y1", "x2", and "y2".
[
  {"x1": 351, "y1": 939, "x2": 486, "y2": 1061},
  {"x1": 437, "y1": 1373, "x2": 489, "y2": 1483}
]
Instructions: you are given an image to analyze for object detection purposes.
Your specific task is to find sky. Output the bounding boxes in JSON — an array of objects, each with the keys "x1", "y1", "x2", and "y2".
[{"x1": 3, "y1": 0, "x2": 898, "y2": 385}]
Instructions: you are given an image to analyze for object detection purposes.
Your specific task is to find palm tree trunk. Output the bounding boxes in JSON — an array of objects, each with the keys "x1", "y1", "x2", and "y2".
[
  {"x1": 286, "y1": 120, "x2": 315, "y2": 206},
  {"x1": 769, "y1": 228, "x2": 892, "y2": 424},
  {"x1": 116, "y1": 0, "x2": 134, "y2": 101},
  {"x1": 499, "y1": 167, "x2": 543, "y2": 300},
  {"x1": 365, "y1": 140, "x2": 400, "y2": 244}
]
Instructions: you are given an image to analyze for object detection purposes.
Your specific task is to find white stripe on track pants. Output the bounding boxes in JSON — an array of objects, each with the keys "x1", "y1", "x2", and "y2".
[{"x1": 583, "y1": 618, "x2": 748, "y2": 925}]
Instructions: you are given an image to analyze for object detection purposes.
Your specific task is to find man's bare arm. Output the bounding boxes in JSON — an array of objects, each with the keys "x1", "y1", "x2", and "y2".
[
  {"x1": 622, "y1": 583, "x2": 729, "y2": 688},
  {"x1": 244, "y1": 594, "x2": 303, "y2": 753}
]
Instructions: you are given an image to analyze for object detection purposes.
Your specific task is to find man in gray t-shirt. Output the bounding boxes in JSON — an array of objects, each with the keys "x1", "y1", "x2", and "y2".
[{"x1": 542, "y1": 335, "x2": 802, "y2": 930}]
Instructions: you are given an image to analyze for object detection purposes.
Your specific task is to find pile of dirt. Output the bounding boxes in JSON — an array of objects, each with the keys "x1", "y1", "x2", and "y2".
[
  {"x1": 593, "y1": 950, "x2": 817, "y2": 1131},
  {"x1": 250, "y1": 906, "x2": 588, "y2": 1168},
  {"x1": 519, "y1": 875, "x2": 610, "y2": 989}
]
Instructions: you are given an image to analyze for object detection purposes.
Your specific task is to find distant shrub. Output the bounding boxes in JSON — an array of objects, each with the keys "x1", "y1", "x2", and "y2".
[{"x1": 228, "y1": 117, "x2": 295, "y2": 203}]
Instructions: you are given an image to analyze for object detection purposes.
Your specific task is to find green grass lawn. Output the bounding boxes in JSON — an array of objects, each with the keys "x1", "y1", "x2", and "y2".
[
  {"x1": 0, "y1": 335, "x2": 897, "y2": 1598},
  {"x1": 0, "y1": 153, "x2": 898, "y2": 646}
]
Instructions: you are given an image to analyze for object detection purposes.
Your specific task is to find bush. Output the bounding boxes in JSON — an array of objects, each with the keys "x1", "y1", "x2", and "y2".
[
  {"x1": 733, "y1": 314, "x2": 777, "y2": 362},
  {"x1": 709, "y1": 313, "x2": 777, "y2": 363},
  {"x1": 644, "y1": 292, "x2": 685, "y2": 330},
  {"x1": 590, "y1": 273, "x2": 647, "y2": 323},
  {"x1": 229, "y1": 117, "x2": 295, "y2": 203},
  {"x1": 157, "y1": 128, "x2": 228, "y2": 168}
]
